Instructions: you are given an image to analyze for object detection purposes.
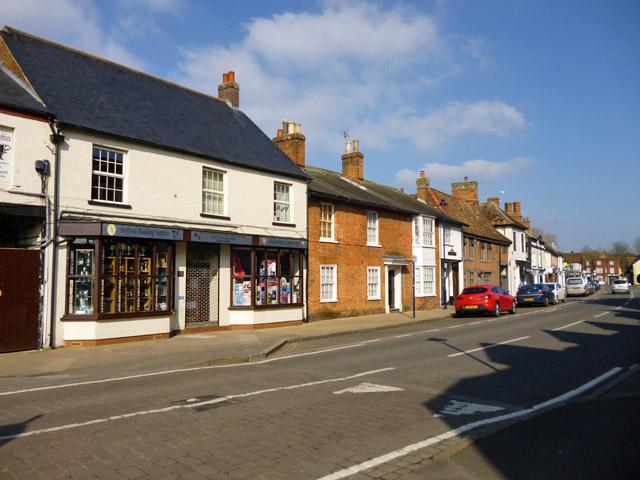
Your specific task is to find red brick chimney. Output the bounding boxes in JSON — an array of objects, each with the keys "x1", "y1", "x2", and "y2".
[
  {"x1": 451, "y1": 178, "x2": 478, "y2": 205},
  {"x1": 273, "y1": 121, "x2": 306, "y2": 169},
  {"x1": 218, "y1": 71, "x2": 239, "y2": 107},
  {"x1": 342, "y1": 140, "x2": 364, "y2": 185},
  {"x1": 416, "y1": 170, "x2": 430, "y2": 202},
  {"x1": 513, "y1": 201, "x2": 522, "y2": 221},
  {"x1": 505, "y1": 202, "x2": 513, "y2": 214},
  {"x1": 486, "y1": 197, "x2": 500, "y2": 207}
]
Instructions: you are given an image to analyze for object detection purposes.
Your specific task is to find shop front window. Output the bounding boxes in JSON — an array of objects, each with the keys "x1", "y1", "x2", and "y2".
[
  {"x1": 231, "y1": 247, "x2": 304, "y2": 308},
  {"x1": 67, "y1": 238, "x2": 172, "y2": 317},
  {"x1": 68, "y1": 239, "x2": 96, "y2": 315}
]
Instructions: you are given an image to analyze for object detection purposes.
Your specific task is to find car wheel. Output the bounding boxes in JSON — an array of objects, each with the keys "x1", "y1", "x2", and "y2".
[
  {"x1": 543, "y1": 297, "x2": 549, "y2": 307},
  {"x1": 491, "y1": 301, "x2": 500, "y2": 317},
  {"x1": 509, "y1": 300, "x2": 517, "y2": 315}
]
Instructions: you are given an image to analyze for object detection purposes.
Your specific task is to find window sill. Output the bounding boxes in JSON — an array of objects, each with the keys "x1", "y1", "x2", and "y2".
[
  {"x1": 201, "y1": 213, "x2": 231, "y2": 220},
  {"x1": 367, "y1": 244, "x2": 382, "y2": 248},
  {"x1": 367, "y1": 297, "x2": 382, "y2": 301},
  {"x1": 62, "y1": 311, "x2": 174, "y2": 321},
  {"x1": 319, "y1": 238, "x2": 338, "y2": 243},
  {"x1": 320, "y1": 299, "x2": 338, "y2": 303},
  {"x1": 88, "y1": 200, "x2": 132, "y2": 209},
  {"x1": 273, "y1": 222, "x2": 296, "y2": 227}
]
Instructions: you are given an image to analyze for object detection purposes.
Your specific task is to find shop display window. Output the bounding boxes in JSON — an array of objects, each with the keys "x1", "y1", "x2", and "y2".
[
  {"x1": 231, "y1": 247, "x2": 303, "y2": 308},
  {"x1": 67, "y1": 238, "x2": 172, "y2": 317}
]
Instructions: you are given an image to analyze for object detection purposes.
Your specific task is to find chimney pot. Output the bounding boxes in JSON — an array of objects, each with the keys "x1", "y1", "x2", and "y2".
[
  {"x1": 345, "y1": 142, "x2": 352, "y2": 154},
  {"x1": 400, "y1": 188, "x2": 404, "y2": 193},
  {"x1": 464, "y1": 176, "x2": 468, "y2": 182},
  {"x1": 353, "y1": 139, "x2": 359, "y2": 152},
  {"x1": 273, "y1": 121, "x2": 306, "y2": 169},
  {"x1": 228, "y1": 71, "x2": 235, "y2": 82},
  {"x1": 218, "y1": 70, "x2": 239, "y2": 107},
  {"x1": 420, "y1": 170, "x2": 425, "y2": 178}
]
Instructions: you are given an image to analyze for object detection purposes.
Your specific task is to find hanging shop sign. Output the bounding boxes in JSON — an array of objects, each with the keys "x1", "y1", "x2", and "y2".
[{"x1": 0, "y1": 126, "x2": 13, "y2": 183}]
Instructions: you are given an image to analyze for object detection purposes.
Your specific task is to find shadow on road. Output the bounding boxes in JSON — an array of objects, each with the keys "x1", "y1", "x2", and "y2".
[
  {"x1": 0, "y1": 414, "x2": 43, "y2": 447},
  {"x1": 419, "y1": 290, "x2": 640, "y2": 479}
]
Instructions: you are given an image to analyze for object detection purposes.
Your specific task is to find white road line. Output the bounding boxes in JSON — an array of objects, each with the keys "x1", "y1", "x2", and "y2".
[
  {"x1": 316, "y1": 367, "x2": 623, "y2": 480},
  {"x1": 594, "y1": 312, "x2": 609, "y2": 318},
  {"x1": 0, "y1": 340, "x2": 380, "y2": 397},
  {"x1": 552, "y1": 320, "x2": 584, "y2": 331},
  {"x1": 447, "y1": 336, "x2": 530, "y2": 357},
  {"x1": 0, "y1": 368, "x2": 394, "y2": 442}
]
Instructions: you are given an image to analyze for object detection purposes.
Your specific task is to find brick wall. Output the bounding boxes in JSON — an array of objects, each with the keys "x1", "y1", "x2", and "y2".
[
  {"x1": 463, "y1": 237, "x2": 504, "y2": 287},
  {"x1": 307, "y1": 197, "x2": 413, "y2": 320}
]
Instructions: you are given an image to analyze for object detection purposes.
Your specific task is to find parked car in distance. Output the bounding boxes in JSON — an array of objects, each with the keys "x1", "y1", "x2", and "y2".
[
  {"x1": 586, "y1": 281, "x2": 596, "y2": 294},
  {"x1": 544, "y1": 282, "x2": 566, "y2": 304},
  {"x1": 454, "y1": 285, "x2": 516, "y2": 317},
  {"x1": 566, "y1": 277, "x2": 589, "y2": 297},
  {"x1": 516, "y1": 283, "x2": 555, "y2": 307},
  {"x1": 611, "y1": 278, "x2": 630, "y2": 294}
]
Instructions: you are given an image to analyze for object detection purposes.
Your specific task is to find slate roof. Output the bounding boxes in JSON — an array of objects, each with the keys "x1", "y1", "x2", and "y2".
[
  {"x1": 479, "y1": 202, "x2": 528, "y2": 230},
  {"x1": 306, "y1": 165, "x2": 464, "y2": 225},
  {"x1": 420, "y1": 186, "x2": 511, "y2": 245},
  {"x1": 0, "y1": 27, "x2": 306, "y2": 180},
  {"x1": 0, "y1": 67, "x2": 50, "y2": 115}
]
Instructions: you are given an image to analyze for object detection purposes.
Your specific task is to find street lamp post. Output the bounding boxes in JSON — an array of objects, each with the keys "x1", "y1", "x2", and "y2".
[{"x1": 440, "y1": 198, "x2": 448, "y2": 309}]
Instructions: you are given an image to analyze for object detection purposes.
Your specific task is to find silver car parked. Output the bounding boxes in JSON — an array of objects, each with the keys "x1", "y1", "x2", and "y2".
[
  {"x1": 544, "y1": 283, "x2": 566, "y2": 304},
  {"x1": 566, "y1": 277, "x2": 589, "y2": 297},
  {"x1": 611, "y1": 279, "x2": 630, "y2": 294}
]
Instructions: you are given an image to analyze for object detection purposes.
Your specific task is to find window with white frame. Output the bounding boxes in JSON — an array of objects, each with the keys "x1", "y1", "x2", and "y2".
[
  {"x1": 521, "y1": 233, "x2": 525, "y2": 252},
  {"x1": 367, "y1": 211, "x2": 378, "y2": 245},
  {"x1": 483, "y1": 272, "x2": 492, "y2": 284},
  {"x1": 91, "y1": 146, "x2": 125, "y2": 203},
  {"x1": 414, "y1": 216, "x2": 434, "y2": 246},
  {"x1": 513, "y1": 232, "x2": 517, "y2": 252},
  {"x1": 445, "y1": 226, "x2": 451, "y2": 245},
  {"x1": 487, "y1": 244, "x2": 492, "y2": 262},
  {"x1": 273, "y1": 182, "x2": 291, "y2": 223},
  {"x1": 416, "y1": 266, "x2": 435, "y2": 296},
  {"x1": 367, "y1": 267, "x2": 380, "y2": 299},
  {"x1": 202, "y1": 168, "x2": 225, "y2": 215},
  {"x1": 480, "y1": 242, "x2": 485, "y2": 261},
  {"x1": 320, "y1": 265, "x2": 337, "y2": 301},
  {"x1": 468, "y1": 239, "x2": 475, "y2": 260},
  {"x1": 320, "y1": 203, "x2": 334, "y2": 240},
  {"x1": 596, "y1": 260, "x2": 602, "y2": 265},
  {"x1": 596, "y1": 267, "x2": 603, "y2": 273},
  {"x1": 609, "y1": 268, "x2": 615, "y2": 274},
  {"x1": 609, "y1": 260, "x2": 614, "y2": 265}
]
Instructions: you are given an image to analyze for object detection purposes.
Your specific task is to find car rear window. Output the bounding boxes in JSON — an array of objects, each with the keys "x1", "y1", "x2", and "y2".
[
  {"x1": 567, "y1": 279, "x2": 583, "y2": 285},
  {"x1": 461, "y1": 287, "x2": 487, "y2": 294},
  {"x1": 613, "y1": 280, "x2": 626, "y2": 285},
  {"x1": 520, "y1": 285, "x2": 541, "y2": 291}
]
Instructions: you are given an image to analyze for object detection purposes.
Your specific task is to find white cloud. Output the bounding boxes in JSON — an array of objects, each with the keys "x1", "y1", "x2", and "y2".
[
  {"x1": 2, "y1": 0, "x2": 148, "y2": 70},
  {"x1": 172, "y1": 1, "x2": 528, "y2": 160},
  {"x1": 394, "y1": 156, "x2": 537, "y2": 187}
]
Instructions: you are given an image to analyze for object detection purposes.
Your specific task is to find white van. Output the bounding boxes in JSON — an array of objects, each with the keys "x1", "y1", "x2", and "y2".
[{"x1": 566, "y1": 277, "x2": 588, "y2": 297}]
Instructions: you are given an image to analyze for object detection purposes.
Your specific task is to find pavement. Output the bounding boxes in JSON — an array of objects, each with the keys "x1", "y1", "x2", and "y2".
[{"x1": 2, "y1": 304, "x2": 640, "y2": 479}]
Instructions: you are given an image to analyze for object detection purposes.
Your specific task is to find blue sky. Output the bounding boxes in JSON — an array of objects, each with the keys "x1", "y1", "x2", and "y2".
[{"x1": 4, "y1": 0, "x2": 639, "y2": 252}]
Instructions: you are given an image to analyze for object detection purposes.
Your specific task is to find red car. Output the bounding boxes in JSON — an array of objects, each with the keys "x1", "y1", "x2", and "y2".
[{"x1": 454, "y1": 284, "x2": 517, "y2": 317}]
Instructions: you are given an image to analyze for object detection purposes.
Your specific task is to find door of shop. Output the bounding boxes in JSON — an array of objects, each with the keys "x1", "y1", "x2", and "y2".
[
  {"x1": 0, "y1": 248, "x2": 40, "y2": 353},
  {"x1": 186, "y1": 251, "x2": 219, "y2": 326}
]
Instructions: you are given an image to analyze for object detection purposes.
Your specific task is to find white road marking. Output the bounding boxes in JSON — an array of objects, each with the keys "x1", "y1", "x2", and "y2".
[
  {"x1": 333, "y1": 383, "x2": 404, "y2": 394},
  {"x1": 0, "y1": 368, "x2": 394, "y2": 441},
  {"x1": 594, "y1": 312, "x2": 609, "y2": 318},
  {"x1": 447, "y1": 336, "x2": 530, "y2": 357},
  {"x1": 0, "y1": 340, "x2": 381, "y2": 397},
  {"x1": 316, "y1": 367, "x2": 623, "y2": 480},
  {"x1": 552, "y1": 320, "x2": 584, "y2": 331},
  {"x1": 435, "y1": 400, "x2": 504, "y2": 417}
]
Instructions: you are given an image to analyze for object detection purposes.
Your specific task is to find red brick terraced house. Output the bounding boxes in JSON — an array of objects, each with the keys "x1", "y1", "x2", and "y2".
[
  {"x1": 418, "y1": 177, "x2": 511, "y2": 292},
  {"x1": 274, "y1": 122, "x2": 448, "y2": 320}
]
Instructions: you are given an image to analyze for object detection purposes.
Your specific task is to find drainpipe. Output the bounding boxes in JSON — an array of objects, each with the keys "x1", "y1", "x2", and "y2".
[{"x1": 48, "y1": 118, "x2": 65, "y2": 348}]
